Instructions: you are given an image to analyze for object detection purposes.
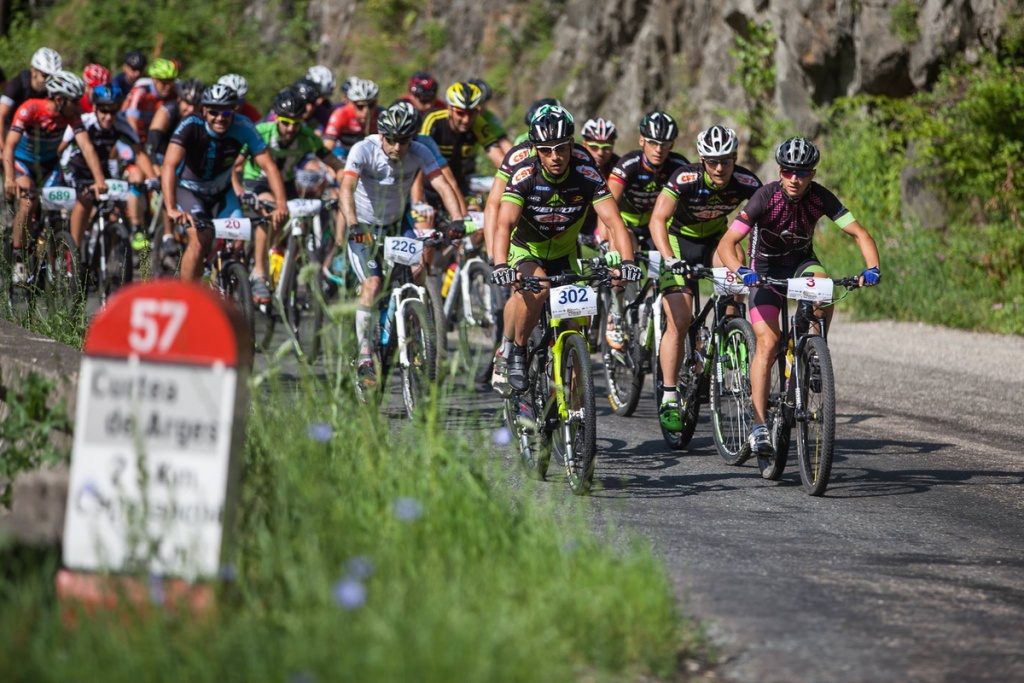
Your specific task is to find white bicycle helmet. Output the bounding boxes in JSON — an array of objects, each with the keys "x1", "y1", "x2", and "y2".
[
  {"x1": 581, "y1": 118, "x2": 617, "y2": 141},
  {"x1": 31, "y1": 47, "x2": 63, "y2": 75},
  {"x1": 775, "y1": 136, "x2": 820, "y2": 169},
  {"x1": 45, "y1": 70, "x2": 84, "y2": 99},
  {"x1": 696, "y1": 125, "x2": 739, "y2": 158},
  {"x1": 201, "y1": 83, "x2": 239, "y2": 107},
  {"x1": 305, "y1": 65, "x2": 336, "y2": 97},
  {"x1": 346, "y1": 78, "x2": 379, "y2": 103},
  {"x1": 217, "y1": 74, "x2": 249, "y2": 99}
]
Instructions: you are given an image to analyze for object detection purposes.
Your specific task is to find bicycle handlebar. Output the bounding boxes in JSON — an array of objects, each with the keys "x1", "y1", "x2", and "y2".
[
  {"x1": 515, "y1": 259, "x2": 614, "y2": 293},
  {"x1": 760, "y1": 275, "x2": 862, "y2": 289}
]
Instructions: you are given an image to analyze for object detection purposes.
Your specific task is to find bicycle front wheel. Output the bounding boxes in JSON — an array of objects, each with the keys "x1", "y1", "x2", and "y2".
[
  {"x1": 224, "y1": 261, "x2": 256, "y2": 342},
  {"x1": 557, "y1": 333, "x2": 597, "y2": 495},
  {"x1": 711, "y1": 318, "x2": 756, "y2": 465},
  {"x1": 796, "y1": 336, "x2": 837, "y2": 496},
  {"x1": 399, "y1": 298, "x2": 437, "y2": 419},
  {"x1": 603, "y1": 305, "x2": 646, "y2": 417}
]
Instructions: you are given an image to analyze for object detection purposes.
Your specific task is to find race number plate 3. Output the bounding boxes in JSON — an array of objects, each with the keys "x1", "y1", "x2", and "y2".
[
  {"x1": 41, "y1": 186, "x2": 76, "y2": 211},
  {"x1": 712, "y1": 267, "x2": 750, "y2": 295},
  {"x1": 787, "y1": 277, "x2": 834, "y2": 302},
  {"x1": 549, "y1": 285, "x2": 598, "y2": 318},
  {"x1": 384, "y1": 236, "x2": 423, "y2": 266},
  {"x1": 287, "y1": 198, "x2": 322, "y2": 218},
  {"x1": 105, "y1": 179, "x2": 131, "y2": 201},
  {"x1": 213, "y1": 217, "x2": 253, "y2": 241}
]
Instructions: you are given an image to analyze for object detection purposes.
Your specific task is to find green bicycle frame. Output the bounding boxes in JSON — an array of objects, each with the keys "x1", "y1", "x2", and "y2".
[{"x1": 550, "y1": 315, "x2": 590, "y2": 420}]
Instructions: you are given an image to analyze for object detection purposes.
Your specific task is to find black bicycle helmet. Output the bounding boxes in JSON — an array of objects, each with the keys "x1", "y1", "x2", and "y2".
[
  {"x1": 179, "y1": 78, "x2": 205, "y2": 106},
  {"x1": 124, "y1": 49, "x2": 147, "y2": 71},
  {"x1": 529, "y1": 105, "x2": 574, "y2": 143},
  {"x1": 292, "y1": 78, "x2": 320, "y2": 107},
  {"x1": 775, "y1": 136, "x2": 820, "y2": 169},
  {"x1": 378, "y1": 103, "x2": 419, "y2": 137},
  {"x1": 272, "y1": 87, "x2": 306, "y2": 119},
  {"x1": 468, "y1": 78, "x2": 493, "y2": 104},
  {"x1": 201, "y1": 83, "x2": 239, "y2": 107},
  {"x1": 639, "y1": 111, "x2": 679, "y2": 141},
  {"x1": 524, "y1": 97, "x2": 560, "y2": 127}
]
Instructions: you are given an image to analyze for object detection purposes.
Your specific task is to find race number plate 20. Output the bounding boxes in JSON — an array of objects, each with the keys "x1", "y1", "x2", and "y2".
[
  {"x1": 384, "y1": 236, "x2": 422, "y2": 266},
  {"x1": 712, "y1": 267, "x2": 750, "y2": 295},
  {"x1": 787, "y1": 277, "x2": 834, "y2": 302},
  {"x1": 41, "y1": 186, "x2": 76, "y2": 211},
  {"x1": 213, "y1": 217, "x2": 252, "y2": 241},
  {"x1": 549, "y1": 285, "x2": 598, "y2": 318}
]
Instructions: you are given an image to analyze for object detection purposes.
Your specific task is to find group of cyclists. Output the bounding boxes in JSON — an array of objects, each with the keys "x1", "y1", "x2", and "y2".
[{"x1": 0, "y1": 45, "x2": 881, "y2": 459}]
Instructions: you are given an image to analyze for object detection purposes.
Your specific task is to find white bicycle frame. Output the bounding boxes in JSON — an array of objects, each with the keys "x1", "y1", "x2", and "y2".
[
  {"x1": 388, "y1": 281, "x2": 430, "y2": 370},
  {"x1": 441, "y1": 242, "x2": 494, "y2": 328}
]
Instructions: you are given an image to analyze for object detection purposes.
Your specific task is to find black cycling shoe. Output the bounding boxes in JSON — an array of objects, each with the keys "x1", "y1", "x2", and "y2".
[{"x1": 507, "y1": 351, "x2": 528, "y2": 392}]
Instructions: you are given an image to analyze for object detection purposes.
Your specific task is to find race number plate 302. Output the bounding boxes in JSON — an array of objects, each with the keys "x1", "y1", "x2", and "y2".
[
  {"x1": 213, "y1": 217, "x2": 253, "y2": 241},
  {"x1": 787, "y1": 277, "x2": 834, "y2": 302},
  {"x1": 383, "y1": 236, "x2": 422, "y2": 266},
  {"x1": 712, "y1": 267, "x2": 750, "y2": 295},
  {"x1": 549, "y1": 285, "x2": 598, "y2": 318}
]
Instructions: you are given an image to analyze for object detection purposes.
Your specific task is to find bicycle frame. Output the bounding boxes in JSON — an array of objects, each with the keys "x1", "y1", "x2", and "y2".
[{"x1": 442, "y1": 249, "x2": 493, "y2": 328}]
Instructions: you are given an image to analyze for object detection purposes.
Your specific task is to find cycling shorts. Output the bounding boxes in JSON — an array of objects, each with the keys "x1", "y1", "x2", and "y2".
[
  {"x1": 241, "y1": 177, "x2": 297, "y2": 199},
  {"x1": 176, "y1": 185, "x2": 242, "y2": 229},
  {"x1": 658, "y1": 233, "x2": 720, "y2": 295},
  {"x1": 748, "y1": 254, "x2": 825, "y2": 325},
  {"x1": 508, "y1": 243, "x2": 583, "y2": 277},
  {"x1": 13, "y1": 158, "x2": 60, "y2": 185},
  {"x1": 346, "y1": 222, "x2": 408, "y2": 282}
]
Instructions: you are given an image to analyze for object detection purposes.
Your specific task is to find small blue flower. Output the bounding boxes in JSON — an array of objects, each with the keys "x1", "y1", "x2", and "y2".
[
  {"x1": 333, "y1": 578, "x2": 367, "y2": 610},
  {"x1": 307, "y1": 423, "x2": 333, "y2": 443},
  {"x1": 346, "y1": 555, "x2": 375, "y2": 580},
  {"x1": 393, "y1": 497, "x2": 424, "y2": 522},
  {"x1": 493, "y1": 427, "x2": 512, "y2": 446},
  {"x1": 219, "y1": 563, "x2": 238, "y2": 582}
]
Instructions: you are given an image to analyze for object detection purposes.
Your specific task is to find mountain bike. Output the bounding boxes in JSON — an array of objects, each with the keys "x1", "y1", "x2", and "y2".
[
  {"x1": 356, "y1": 231, "x2": 444, "y2": 419},
  {"x1": 502, "y1": 258, "x2": 613, "y2": 495},
  {"x1": 81, "y1": 179, "x2": 134, "y2": 306},
  {"x1": 436, "y1": 214, "x2": 495, "y2": 373},
  {"x1": 1, "y1": 185, "x2": 81, "y2": 318},
  {"x1": 601, "y1": 250, "x2": 656, "y2": 417},
  {"x1": 652, "y1": 263, "x2": 757, "y2": 457},
  {"x1": 754, "y1": 275, "x2": 861, "y2": 495}
]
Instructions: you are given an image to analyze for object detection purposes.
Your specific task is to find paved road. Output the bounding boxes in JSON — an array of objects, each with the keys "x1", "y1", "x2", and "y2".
[{"x1": 265, "y1": 313, "x2": 1024, "y2": 682}]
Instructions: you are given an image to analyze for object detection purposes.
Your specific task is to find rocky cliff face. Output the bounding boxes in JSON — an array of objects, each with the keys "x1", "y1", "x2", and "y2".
[{"x1": 311, "y1": 0, "x2": 1016, "y2": 144}]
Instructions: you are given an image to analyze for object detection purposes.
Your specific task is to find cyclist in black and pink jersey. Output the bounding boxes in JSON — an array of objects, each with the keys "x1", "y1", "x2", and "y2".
[
  {"x1": 716, "y1": 136, "x2": 880, "y2": 456},
  {"x1": 3, "y1": 71, "x2": 107, "y2": 281},
  {"x1": 604, "y1": 111, "x2": 690, "y2": 351},
  {"x1": 0, "y1": 47, "x2": 62, "y2": 158},
  {"x1": 648, "y1": 125, "x2": 762, "y2": 431}
]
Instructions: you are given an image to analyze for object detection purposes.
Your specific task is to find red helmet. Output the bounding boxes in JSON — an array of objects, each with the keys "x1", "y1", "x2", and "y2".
[
  {"x1": 83, "y1": 64, "x2": 111, "y2": 88},
  {"x1": 408, "y1": 71, "x2": 437, "y2": 99}
]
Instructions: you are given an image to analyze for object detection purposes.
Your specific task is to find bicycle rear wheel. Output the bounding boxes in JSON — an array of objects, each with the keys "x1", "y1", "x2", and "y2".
[
  {"x1": 45, "y1": 230, "x2": 81, "y2": 314},
  {"x1": 299, "y1": 265, "x2": 326, "y2": 363},
  {"x1": 424, "y1": 272, "x2": 448, "y2": 372},
  {"x1": 399, "y1": 298, "x2": 436, "y2": 419},
  {"x1": 758, "y1": 359, "x2": 791, "y2": 481},
  {"x1": 224, "y1": 261, "x2": 255, "y2": 342},
  {"x1": 104, "y1": 224, "x2": 133, "y2": 300},
  {"x1": 556, "y1": 333, "x2": 597, "y2": 495},
  {"x1": 796, "y1": 336, "x2": 836, "y2": 496},
  {"x1": 711, "y1": 318, "x2": 756, "y2": 465},
  {"x1": 454, "y1": 261, "x2": 495, "y2": 374},
  {"x1": 602, "y1": 304, "x2": 646, "y2": 417}
]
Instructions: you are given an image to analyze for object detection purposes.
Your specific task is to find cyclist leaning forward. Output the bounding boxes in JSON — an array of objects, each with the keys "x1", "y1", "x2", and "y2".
[
  {"x1": 489, "y1": 105, "x2": 642, "y2": 394},
  {"x1": 162, "y1": 83, "x2": 288, "y2": 282},
  {"x1": 715, "y1": 136, "x2": 880, "y2": 455},
  {"x1": 239, "y1": 85, "x2": 345, "y2": 304},
  {"x1": 3, "y1": 71, "x2": 108, "y2": 282},
  {"x1": 341, "y1": 102, "x2": 467, "y2": 387},
  {"x1": 603, "y1": 111, "x2": 690, "y2": 350},
  {"x1": 648, "y1": 124, "x2": 763, "y2": 431}
]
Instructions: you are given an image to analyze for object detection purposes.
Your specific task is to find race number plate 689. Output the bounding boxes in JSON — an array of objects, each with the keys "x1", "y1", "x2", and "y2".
[{"x1": 549, "y1": 285, "x2": 598, "y2": 318}]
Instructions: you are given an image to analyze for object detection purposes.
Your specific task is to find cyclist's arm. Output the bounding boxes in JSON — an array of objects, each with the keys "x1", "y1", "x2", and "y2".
[
  {"x1": 486, "y1": 140, "x2": 509, "y2": 167},
  {"x1": 146, "y1": 106, "x2": 170, "y2": 158},
  {"x1": 161, "y1": 142, "x2": 186, "y2": 222},
  {"x1": 482, "y1": 175, "x2": 508, "y2": 258},
  {"x1": 492, "y1": 198, "x2": 523, "y2": 267},
  {"x1": 0, "y1": 101, "x2": 12, "y2": 156},
  {"x1": 715, "y1": 224, "x2": 747, "y2": 275},
  {"x1": 410, "y1": 169, "x2": 425, "y2": 205},
  {"x1": 598, "y1": 175, "x2": 626, "y2": 245},
  {"x1": 648, "y1": 190, "x2": 675, "y2": 261},
  {"x1": 73, "y1": 129, "x2": 109, "y2": 195},
  {"x1": 252, "y1": 149, "x2": 289, "y2": 225},
  {"x1": 426, "y1": 169, "x2": 464, "y2": 221},
  {"x1": 230, "y1": 152, "x2": 246, "y2": 198},
  {"x1": 133, "y1": 144, "x2": 158, "y2": 179},
  {"x1": 839, "y1": 219, "x2": 880, "y2": 272},
  {"x1": 339, "y1": 171, "x2": 359, "y2": 239},
  {"x1": 592, "y1": 196, "x2": 635, "y2": 262},
  {"x1": 2, "y1": 129, "x2": 20, "y2": 196}
]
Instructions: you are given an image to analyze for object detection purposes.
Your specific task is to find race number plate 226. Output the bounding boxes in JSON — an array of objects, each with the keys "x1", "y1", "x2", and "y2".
[
  {"x1": 549, "y1": 285, "x2": 598, "y2": 318},
  {"x1": 383, "y1": 236, "x2": 422, "y2": 266}
]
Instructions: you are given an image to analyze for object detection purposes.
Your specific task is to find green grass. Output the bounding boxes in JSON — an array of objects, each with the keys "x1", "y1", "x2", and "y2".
[{"x1": 0, "y1": 357, "x2": 700, "y2": 681}]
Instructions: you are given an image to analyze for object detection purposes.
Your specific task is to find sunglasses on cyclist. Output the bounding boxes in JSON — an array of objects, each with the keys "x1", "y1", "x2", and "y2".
[
  {"x1": 95, "y1": 107, "x2": 120, "y2": 115},
  {"x1": 206, "y1": 108, "x2": 235, "y2": 119},
  {"x1": 643, "y1": 137, "x2": 672, "y2": 148},
  {"x1": 535, "y1": 141, "x2": 572, "y2": 154},
  {"x1": 780, "y1": 168, "x2": 814, "y2": 179},
  {"x1": 703, "y1": 157, "x2": 735, "y2": 168},
  {"x1": 353, "y1": 101, "x2": 375, "y2": 110},
  {"x1": 585, "y1": 142, "x2": 613, "y2": 151},
  {"x1": 384, "y1": 135, "x2": 414, "y2": 145},
  {"x1": 277, "y1": 116, "x2": 301, "y2": 126}
]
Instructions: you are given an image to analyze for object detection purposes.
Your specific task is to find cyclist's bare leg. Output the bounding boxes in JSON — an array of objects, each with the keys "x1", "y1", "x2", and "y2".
[
  {"x1": 13, "y1": 176, "x2": 38, "y2": 249},
  {"x1": 800, "y1": 267, "x2": 832, "y2": 334},
  {"x1": 180, "y1": 226, "x2": 212, "y2": 282},
  {"x1": 659, "y1": 288, "x2": 692, "y2": 384},
  {"x1": 69, "y1": 191, "x2": 95, "y2": 248},
  {"x1": 509, "y1": 260, "x2": 548, "y2": 347},
  {"x1": 126, "y1": 166, "x2": 146, "y2": 229},
  {"x1": 750, "y1": 318, "x2": 782, "y2": 424},
  {"x1": 610, "y1": 230, "x2": 641, "y2": 317},
  {"x1": 252, "y1": 191, "x2": 277, "y2": 280}
]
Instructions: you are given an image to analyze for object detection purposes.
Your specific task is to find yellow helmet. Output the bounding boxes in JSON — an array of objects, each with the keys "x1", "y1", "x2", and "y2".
[
  {"x1": 148, "y1": 58, "x2": 179, "y2": 80},
  {"x1": 445, "y1": 82, "x2": 482, "y2": 110}
]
